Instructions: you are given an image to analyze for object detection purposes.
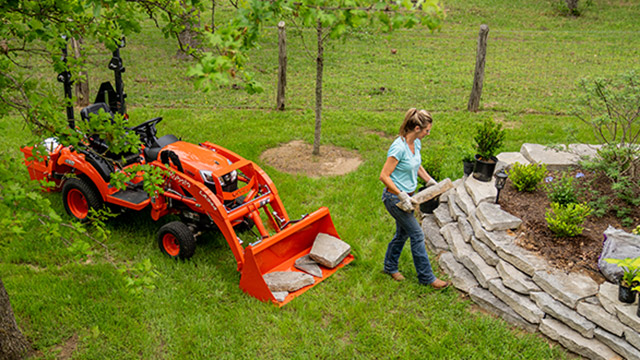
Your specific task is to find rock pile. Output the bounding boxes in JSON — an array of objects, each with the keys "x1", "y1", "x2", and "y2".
[{"x1": 428, "y1": 144, "x2": 640, "y2": 360}]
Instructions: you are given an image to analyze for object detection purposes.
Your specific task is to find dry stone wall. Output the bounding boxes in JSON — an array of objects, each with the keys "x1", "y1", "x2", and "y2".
[{"x1": 427, "y1": 145, "x2": 640, "y2": 360}]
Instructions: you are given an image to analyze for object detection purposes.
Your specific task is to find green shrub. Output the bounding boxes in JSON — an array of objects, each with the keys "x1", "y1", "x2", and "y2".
[
  {"x1": 633, "y1": 225, "x2": 640, "y2": 235},
  {"x1": 422, "y1": 154, "x2": 443, "y2": 183},
  {"x1": 473, "y1": 118, "x2": 505, "y2": 160},
  {"x1": 509, "y1": 162, "x2": 547, "y2": 192},
  {"x1": 545, "y1": 202, "x2": 592, "y2": 237},
  {"x1": 545, "y1": 174, "x2": 579, "y2": 206}
]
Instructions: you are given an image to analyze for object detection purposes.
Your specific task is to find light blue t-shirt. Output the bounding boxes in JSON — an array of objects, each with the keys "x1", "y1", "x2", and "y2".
[{"x1": 387, "y1": 136, "x2": 422, "y2": 193}]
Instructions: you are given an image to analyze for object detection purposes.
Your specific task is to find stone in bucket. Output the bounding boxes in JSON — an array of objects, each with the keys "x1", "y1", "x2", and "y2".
[
  {"x1": 294, "y1": 254, "x2": 323, "y2": 278},
  {"x1": 263, "y1": 271, "x2": 315, "y2": 292},
  {"x1": 309, "y1": 233, "x2": 351, "y2": 269}
]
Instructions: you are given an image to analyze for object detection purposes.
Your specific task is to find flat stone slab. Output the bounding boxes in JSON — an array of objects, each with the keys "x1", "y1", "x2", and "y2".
[
  {"x1": 488, "y1": 279, "x2": 544, "y2": 324},
  {"x1": 496, "y1": 260, "x2": 541, "y2": 295},
  {"x1": 475, "y1": 203, "x2": 522, "y2": 231},
  {"x1": 468, "y1": 211, "x2": 491, "y2": 243},
  {"x1": 496, "y1": 152, "x2": 531, "y2": 167},
  {"x1": 595, "y1": 327, "x2": 640, "y2": 360},
  {"x1": 471, "y1": 236, "x2": 501, "y2": 266},
  {"x1": 441, "y1": 223, "x2": 473, "y2": 260},
  {"x1": 532, "y1": 270, "x2": 599, "y2": 309},
  {"x1": 495, "y1": 242, "x2": 547, "y2": 276},
  {"x1": 460, "y1": 252, "x2": 500, "y2": 288},
  {"x1": 272, "y1": 291, "x2": 288, "y2": 302},
  {"x1": 457, "y1": 217, "x2": 474, "y2": 243},
  {"x1": 433, "y1": 203, "x2": 454, "y2": 227},
  {"x1": 438, "y1": 252, "x2": 479, "y2": 293},
  {"x1": 464, "y1": 176, "x2": 497, "y2": 205},
  {"x1": 455, "y1": 183, "x2": 476, "y2": 216},
  {"x1": 422, "y1": 214, "x2": 449, "y2": 254},
  {"x1": 309, "y1": 233, "x2": 351, "y2": 268},
  {"x1": 539, "y1": 318, "x2": 621, "y2": 360},
  {"x1": 577, "y1": 301, "x2": 625, "y2": 336},
  {"x1": 447, "y1": 193, "x2": 465, "y2": 221},
  {"x1": 520, "y1": 143, "x2": 581, "y2": 171},
  {"x1": 294, "y1": 255, "x2": 323, "y2": 278},
  {"x1": 616, "y1": 302, "x2": 640, "y2": 333},
  {"x1": 567, "y1": 143, "x2": 602, "y2": 159},
  {"x1": 411, "y1": 178, "x2": 454, "y2": 206},
  {"x1": 598, "y1": 281, "x2": 620, "y2": 315},
  {"x1": 469, "y1": 287, "x2": 537, "y2": 333},
  {"x1": 624, "y1": 327, "x2": 640, "y2": 351},
  {"x1": 263, "y1": 271, "x2": 315, "y2": 292},
  {"x1": 531, "y1": 291, "x2": 595, "y2": 338}
]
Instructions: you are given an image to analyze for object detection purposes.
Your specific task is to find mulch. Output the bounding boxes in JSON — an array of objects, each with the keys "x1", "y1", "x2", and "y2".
[{"x1": 498, "y1": 169, "x2": 640, "y2": 284}]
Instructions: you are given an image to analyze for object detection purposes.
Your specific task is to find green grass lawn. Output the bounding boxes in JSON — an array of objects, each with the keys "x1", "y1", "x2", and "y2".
[{"x1": 2, "y1": 0, "x2": 639, "y2": 358}]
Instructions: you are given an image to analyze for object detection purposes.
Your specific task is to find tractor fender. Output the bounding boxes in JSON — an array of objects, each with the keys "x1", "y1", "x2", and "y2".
[{"x1": 57, "y1": 148, "x2": 112, "y2": 201}]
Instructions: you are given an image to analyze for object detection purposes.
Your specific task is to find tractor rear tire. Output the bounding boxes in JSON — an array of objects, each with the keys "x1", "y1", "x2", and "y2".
[
  {"x1": 62, "y1": 178, "x2": 103, "y2": 222},
  {"x1": 157, "y1": 221, "x2": 196, "y2": 260}
]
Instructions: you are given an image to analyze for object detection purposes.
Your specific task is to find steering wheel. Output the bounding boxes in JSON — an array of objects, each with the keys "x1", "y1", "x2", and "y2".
[{"x1": 130, "y1": 117, "x2": 163, "y2": 145}]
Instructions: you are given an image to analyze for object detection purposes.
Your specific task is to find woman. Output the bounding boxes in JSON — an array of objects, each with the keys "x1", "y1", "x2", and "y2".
[{"x1": 379, "y1": 108, "x2": 449, "y2": 289}]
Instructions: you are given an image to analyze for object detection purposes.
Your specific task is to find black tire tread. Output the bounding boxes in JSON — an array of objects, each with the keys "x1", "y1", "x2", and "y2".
[
  {"x1": 157, "y1": 221, "x2": 196, "y2": 259},
  {"x1": 62, "y1": 177, "x2": 103, "y2": 222}
]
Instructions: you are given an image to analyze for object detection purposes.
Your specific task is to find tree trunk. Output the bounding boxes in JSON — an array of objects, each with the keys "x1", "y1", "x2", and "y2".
[
  {"x1": 0, "y1": 278, "x2": 29, "y2": 360},
  {"x1": 276, "y1": 21, "x2": 287, "y2": 111},
  {"x1": 467, "y1": 24, "x2": 489, "y2": 112},
  {"x1": 313, "y1": 20, "x2": 324, "y2": 156},
  {"x1": 176, "y1": 1, "x2": 201, "y2": 59},
  {"x1": 565, "y1": 0, "x2": 579, "y2": 15},
  {"x1": 211, "y1": 0, "x2": 216, "y2": 32},
  {"x1": 70, "y1": 37, "x2": 90, "y2": 107}
]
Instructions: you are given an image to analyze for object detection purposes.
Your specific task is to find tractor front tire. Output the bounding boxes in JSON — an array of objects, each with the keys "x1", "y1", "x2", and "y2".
[
  {"x1": 62, "y1": 178, "x2": 103, "y2": 222},
  {"x1": 157, "y1": 221, "x2": 196, "y2": 260}
]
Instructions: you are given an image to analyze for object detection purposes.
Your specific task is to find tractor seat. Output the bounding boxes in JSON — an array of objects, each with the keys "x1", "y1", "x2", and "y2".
[
  {"x1": 144, "y1": 134, "x2": 180, "y2": 162},
  {"x1": 80, "y1": 103, "x2": 114, "y2": 154},
  {"x1": 80, "y1": 102, "x2": 114, "y2": 122}
]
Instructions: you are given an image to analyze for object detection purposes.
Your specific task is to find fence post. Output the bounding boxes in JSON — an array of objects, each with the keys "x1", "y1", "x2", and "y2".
[
  {"x1": 468, "y1": 24, "x2": 489, "y2": 112},
  {"x1": 276, "y1": 21, "x2": 287, "y2": 111}
]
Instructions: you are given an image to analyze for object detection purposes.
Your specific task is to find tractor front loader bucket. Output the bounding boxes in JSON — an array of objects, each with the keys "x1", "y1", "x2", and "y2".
[{"x1": 239, "y1": 206, "x2": 354, "y2": 306}]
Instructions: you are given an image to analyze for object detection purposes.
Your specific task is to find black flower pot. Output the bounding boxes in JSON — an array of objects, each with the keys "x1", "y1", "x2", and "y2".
[
  {"x1": 472, "y1": 155, "x2": 498, "y2": 182},
  {"x1": 619, "y1": 283, "x2": 636, "y2": 304},
  {"x1": 463, "y1": 161, "x2": 474, "y2": 177},
  {"x1": 417, "y1": 186, "x2": 440, "y2": 214},
  {"x1": 637, "y1": 300, "x2": 640, "y2": 318}
]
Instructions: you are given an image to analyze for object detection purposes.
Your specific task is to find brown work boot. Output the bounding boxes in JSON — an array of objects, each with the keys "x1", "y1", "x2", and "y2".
[
  {"x1": 390, "y1": 272, "x2": 405, "y2": 282},
  {"x1": 430, "y1": 278, "x2": 450, "y2": 290}
]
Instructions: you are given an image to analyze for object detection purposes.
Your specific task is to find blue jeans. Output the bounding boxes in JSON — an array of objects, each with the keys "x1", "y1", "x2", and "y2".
[{"x1": 382, "y1": 188, "x2": 436, "y2": 285}]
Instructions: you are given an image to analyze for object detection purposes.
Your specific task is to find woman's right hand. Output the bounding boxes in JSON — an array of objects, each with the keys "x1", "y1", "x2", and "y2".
[{"x1": 397, "y1": 191, "x2": 414, "y2": 212}]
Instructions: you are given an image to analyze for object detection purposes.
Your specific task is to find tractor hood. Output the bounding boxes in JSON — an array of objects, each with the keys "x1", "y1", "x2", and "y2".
[{"x1": 161, "y1": 141, "x2": 235, "y2": 182}]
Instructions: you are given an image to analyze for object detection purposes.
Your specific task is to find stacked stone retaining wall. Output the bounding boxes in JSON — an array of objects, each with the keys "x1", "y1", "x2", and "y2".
[{"x1": 427, "y1": 144, "x2": 639, "y2": 360}]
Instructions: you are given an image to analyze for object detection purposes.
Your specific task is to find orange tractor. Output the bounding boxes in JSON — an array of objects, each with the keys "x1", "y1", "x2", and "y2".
[{"x1": 20, "y1": 40, "x2": 352, "y2": 306}]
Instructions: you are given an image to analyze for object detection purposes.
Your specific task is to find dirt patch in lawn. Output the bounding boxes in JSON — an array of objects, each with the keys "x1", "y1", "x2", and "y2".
[
  {"x1": 260, "y1": 140, "x2": 362, "y2": 178},
  {"x1": 499, "y1": 169, "x2": 640, "y2": 283}
]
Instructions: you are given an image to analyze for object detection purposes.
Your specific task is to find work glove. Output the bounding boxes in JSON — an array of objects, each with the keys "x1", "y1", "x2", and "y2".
[
  {"x1": 396, "y1": 191, "x2": 415, "y2": 212},
  {"x1": 426, "y1": 178, "x2": 437, "y2": 188}
]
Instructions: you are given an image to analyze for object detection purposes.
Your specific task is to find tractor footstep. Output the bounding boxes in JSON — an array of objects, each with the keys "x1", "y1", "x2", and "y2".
[{"x1": 294, "y1": 255, "x2": 323, "y2": 278}]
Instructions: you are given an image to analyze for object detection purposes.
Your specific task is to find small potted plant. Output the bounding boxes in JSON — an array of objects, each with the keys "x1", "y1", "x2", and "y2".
[
  {"x1": 462, "y1": 153, "x2": 475, "y2": 177},
  {"x1": 604, "y1": 257, "x2": 640, "y2": 303},
  {"x1": 633, "y1": 277, "x2": 640, "y2": 317},
  {"x1": 472, "y1": 118, "x2": 505, "y2": 182}
]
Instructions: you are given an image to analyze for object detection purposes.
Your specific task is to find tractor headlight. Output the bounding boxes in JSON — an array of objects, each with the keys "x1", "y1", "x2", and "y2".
[
  {"x1": 200, "y1": 170, "x2": 237, "y2": 186},
  {"x1": 200, "y1": 170, "x2": 214, "y2": 183},
  {"x1": 220, "y1": 170, "x2": 237, "y2": 186}
]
